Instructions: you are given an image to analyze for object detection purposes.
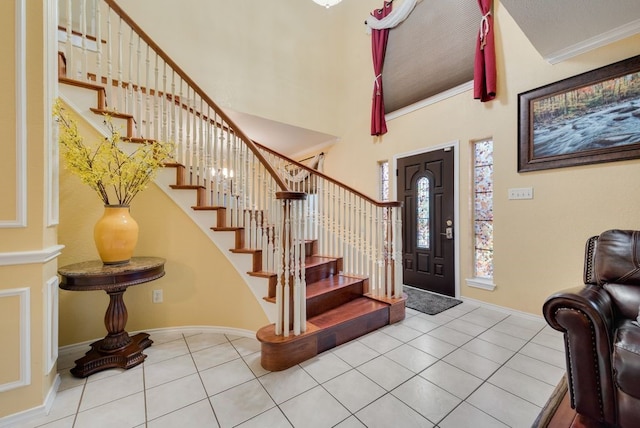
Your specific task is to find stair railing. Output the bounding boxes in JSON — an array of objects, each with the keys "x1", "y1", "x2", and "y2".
[
  {"x1": 58, "y1": 0, "x2": 401, "y2": 339},
  {"x1": 257, "y1": 144, "x2": 403, "y2": 300}
]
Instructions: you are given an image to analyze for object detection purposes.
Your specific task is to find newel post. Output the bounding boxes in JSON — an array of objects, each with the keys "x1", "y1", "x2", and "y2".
[{"x1": 275, "y1": 191, "x2": 307, "y2": 337}]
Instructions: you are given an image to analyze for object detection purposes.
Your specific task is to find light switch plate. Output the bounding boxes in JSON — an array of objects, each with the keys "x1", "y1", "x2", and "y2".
[{"x1": 508, "y1": 187, "x2": 533, "y2": 200}]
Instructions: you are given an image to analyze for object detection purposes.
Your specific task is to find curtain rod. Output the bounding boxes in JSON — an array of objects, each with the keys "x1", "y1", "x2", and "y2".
[{"x1": 364, "y1": 0, "x2": 394, "y2": 25}]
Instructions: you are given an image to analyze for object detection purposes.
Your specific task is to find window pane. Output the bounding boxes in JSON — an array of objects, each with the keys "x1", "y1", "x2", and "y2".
[
  {"x1": 474, "y1": 192, "x2": 493, "y2": 221},
  {"x1": 475, "y1": 165, "x2": 493, "y2": 193},
  {"x1": 475, "y1": 140, "x2": 493, "y2": 166},
  {"x1": 416, "y1": 177, "x2": 430, "y2": 249},
  {"x1": 475, "y1": 249, "x2": 494, "y2": 278},
  {"x1": 474, "y1": 140, "x2": 494, "y2": 279},
  {"x1": 380, "y1": 161, "x2": 389, "y2": 201},
  {"x1": 474, "y1": 221, "x2": 493, "y2": 250}
]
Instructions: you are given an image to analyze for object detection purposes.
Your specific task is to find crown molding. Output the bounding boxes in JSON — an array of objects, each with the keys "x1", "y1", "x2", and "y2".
[{"x1": 545, "y1": 18, "x2": 640, "y2": 64}]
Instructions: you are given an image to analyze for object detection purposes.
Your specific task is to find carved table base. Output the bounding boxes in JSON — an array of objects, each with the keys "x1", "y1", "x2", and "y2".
[
  {"x1": 70, "y1": 332, "x2": 153, "y2": 378},
  {"x1": 58, "y1": 257, "x2": 165, "y2": 378}
]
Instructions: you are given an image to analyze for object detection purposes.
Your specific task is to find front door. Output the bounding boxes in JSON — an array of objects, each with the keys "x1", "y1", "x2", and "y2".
[{"x1": 397, "y1": 148, "x2": 455, "y2": 296}]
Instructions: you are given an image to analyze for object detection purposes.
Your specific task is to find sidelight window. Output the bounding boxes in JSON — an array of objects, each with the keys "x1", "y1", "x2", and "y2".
[{"x1": 473, "y1": 139, "x2": 494, "y2": 280}]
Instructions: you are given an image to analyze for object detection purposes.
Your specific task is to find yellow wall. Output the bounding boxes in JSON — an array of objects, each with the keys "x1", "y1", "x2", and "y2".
[
  {"x1": 325, "y1": 1, "x2": 640, "y2": 315},
  {"x1": 0, "y1": 0, "x2": 59, "y2": 418},
  {"x1": 57, "y1": 108, "x2": 269, "y2": 346},
  {"x1": 117, "y1": 0, "x2": 347, "y2": 137}
]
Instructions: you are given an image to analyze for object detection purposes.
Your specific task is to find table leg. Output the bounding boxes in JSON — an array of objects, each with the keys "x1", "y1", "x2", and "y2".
[
  {"x1": 101, "y1": 289, "x2": 132, "y2": 351},
  {"x1": 70, "y1": 288, "x2": 153, "y2": 378}
]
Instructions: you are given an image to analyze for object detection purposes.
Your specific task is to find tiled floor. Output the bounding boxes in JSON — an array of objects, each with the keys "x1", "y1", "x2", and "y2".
[{"x1": 21, "y1": 302, "x2": 565, "y2": 428}]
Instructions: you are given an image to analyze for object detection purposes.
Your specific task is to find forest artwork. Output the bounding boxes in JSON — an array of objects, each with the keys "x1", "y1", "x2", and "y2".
[
  {"x1": 518, "y1": 55, "x2": 640, "y2": 172},
  {"x1": 532, "y1": 71, "x2": 640, "y2": 158}
]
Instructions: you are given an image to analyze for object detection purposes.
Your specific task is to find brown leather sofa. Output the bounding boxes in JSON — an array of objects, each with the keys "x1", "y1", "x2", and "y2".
[{"x1": 543, "y1": 229, "x2": 640, "y2": 427}]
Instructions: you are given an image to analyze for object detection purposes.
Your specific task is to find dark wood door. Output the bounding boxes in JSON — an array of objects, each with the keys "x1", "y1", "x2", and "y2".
[{"x1": 397, "y1": 148, "x2": 455, "y2": 296}]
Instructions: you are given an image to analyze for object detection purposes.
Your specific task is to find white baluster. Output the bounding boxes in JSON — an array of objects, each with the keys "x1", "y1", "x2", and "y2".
[
  {"x1": 94, "y1": 0, "x2": 102, "y2": 87},
  {"x1": 80, "y1": 0, "x2": 87, "y2": 81},
  {"x1": 144, "y1": 44, "x2": 151, "y2": 139},
  {"x1": 106, "y1": 6, "x2": 113, "y2": 109},
  {"x1": 274, "y1": 199, "x2": 283, "y2": 336},
  {"x1": 65, "y1": 0, "x2": 73, "y2": 79},
  {"x1": 118, "y1": 18, "x2": 126, "y2": 113},
  {"x1": 177, "y1": 78, "x2": 184, "y2": 166},
  {"x1": 161, "y1": 61, "x2": 167, "y2": 142},
  {"x1": 135, "y1": 34, "x2": 142, "y2": 132}
]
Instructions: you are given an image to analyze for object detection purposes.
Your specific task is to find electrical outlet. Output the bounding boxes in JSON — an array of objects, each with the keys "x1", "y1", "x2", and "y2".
[
  {"x1": 152, "y1": 289, "x2": 163, "y2": 303},
  {"x1": 508, "y1": 187, "x2": 533, "y2": 200}
]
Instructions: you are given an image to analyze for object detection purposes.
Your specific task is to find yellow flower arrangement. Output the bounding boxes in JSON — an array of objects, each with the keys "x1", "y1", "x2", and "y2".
[{"x1": 54, "y1": 100, "x2": 174, "y2": 206}]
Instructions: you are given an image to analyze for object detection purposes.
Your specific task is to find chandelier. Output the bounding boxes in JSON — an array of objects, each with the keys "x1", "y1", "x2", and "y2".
[{"x1": 312, "y1": 0, "x2": 342, "y2": 8}]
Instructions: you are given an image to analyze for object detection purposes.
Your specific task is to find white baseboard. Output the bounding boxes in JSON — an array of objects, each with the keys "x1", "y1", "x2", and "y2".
[
  {"x1": 0, "y1": 374, "x2": 61, "y2": 428},
  {"x1": 461, "y1": 296, "x2": 544, "y2": 322},
  {"x1": 58, "y1": 325, "x2": 257, "y2": 356}
]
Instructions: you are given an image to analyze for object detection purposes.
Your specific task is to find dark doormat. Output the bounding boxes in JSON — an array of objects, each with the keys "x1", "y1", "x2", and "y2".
[{"x1": 404, "y1": 286, "x2": 462, "y2": 315}]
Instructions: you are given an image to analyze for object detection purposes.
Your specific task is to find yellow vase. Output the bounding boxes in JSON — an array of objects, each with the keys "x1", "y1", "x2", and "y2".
[{"x1": 94, "y1": 205, "x2": 139, "y2": 265}]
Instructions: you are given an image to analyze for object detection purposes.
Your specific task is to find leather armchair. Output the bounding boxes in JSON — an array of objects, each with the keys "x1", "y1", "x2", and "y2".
[{"x1": 543, "y1": 229, "x2": 640, "y2": 427}]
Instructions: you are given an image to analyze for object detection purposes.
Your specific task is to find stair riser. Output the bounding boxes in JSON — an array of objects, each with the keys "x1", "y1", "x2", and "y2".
[
  {"x1": 305, "y1": 240, "x2": 317, "y2": 255},
  {"x1": 306, "y1": 281, "x2": 364, "y2": 319},
  {"x1": 305, "y1": 260, "x2": 339, "y2": 284},
  {"x1": 316, "y1": 307, "x2": 389, "y2": 354},
  {"x1": 257, "y1": 305, "x2": 391, "y2": 371},
  {"x1": 266, "y1": 258, "x2": 339, "y2": 298}
]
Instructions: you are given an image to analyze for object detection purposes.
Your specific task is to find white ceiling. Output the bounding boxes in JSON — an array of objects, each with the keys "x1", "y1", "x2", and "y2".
[
  {"x1": 223, "y1": 109, "x2": 338, "y2": 159},
  {"x1": 500, "y1": 0, "x2": 640, "y2": 63}
]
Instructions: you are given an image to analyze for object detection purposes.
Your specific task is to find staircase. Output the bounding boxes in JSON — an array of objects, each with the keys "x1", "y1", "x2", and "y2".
[
  {"x1": 156, "y1": 159, "x2": 405, "y2": 371},
  {"x1": 57, "y1": 0, "x2": 405, "y2": 371}
]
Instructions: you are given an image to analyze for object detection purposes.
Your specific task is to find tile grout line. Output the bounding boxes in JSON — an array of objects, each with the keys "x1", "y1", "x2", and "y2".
[{"x1": 51, "y1": 308, "x2": 562, "y2": 428}]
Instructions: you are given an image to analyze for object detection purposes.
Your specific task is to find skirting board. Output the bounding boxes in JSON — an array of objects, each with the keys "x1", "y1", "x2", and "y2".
[
  {"x1": 0, "y1": 375, "x2": 61, "y2": 428},
  {"x1": 57, "y1": 325, "x2": 257, "y2": 356},
  {"x1": 461, "y1": 296, "x2": 545, "y2": 322}
]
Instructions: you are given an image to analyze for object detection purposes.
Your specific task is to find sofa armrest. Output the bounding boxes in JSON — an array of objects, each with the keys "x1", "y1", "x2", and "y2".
[{"x1": 542, "y1": 284, "x2": 617, "y2": 424}]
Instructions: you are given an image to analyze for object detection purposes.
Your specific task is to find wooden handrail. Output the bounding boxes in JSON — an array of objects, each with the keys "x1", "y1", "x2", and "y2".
[
  {"x1": 104, "y1": 0, "x2": 289, "y2": 191},
  {"x1": 255, "y1": 141, "x2": 402, "y2": 209}
]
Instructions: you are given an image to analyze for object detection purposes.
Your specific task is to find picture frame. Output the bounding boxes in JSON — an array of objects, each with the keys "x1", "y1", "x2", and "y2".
[{"x1": 518, "y1": 54, "x2": 640, "y2": 172}]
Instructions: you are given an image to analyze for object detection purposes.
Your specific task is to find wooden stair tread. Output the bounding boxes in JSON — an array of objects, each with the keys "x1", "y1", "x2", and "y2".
[
  {"x1": 306, "y1": 275, "x2": 364, "y2": 299},
  {"x1": 230, "y1": 248, "x2": 261, "y2": 254},
  {"x1": 212, "y1": 226, "x2": 243, "y2": 232},
  {"x1": 59, "y1": 76, "x2": 105, "y2": 92},
  {"x1": 191, "y1": 206, "x2": 224, "y2": 210},
  {"x1": 308, "y1": 297, "x2": 388, "y2": 329},
  {"x1": 89, "y1": 107, "x2": 133, "y2": 120},
  {"x1": 304, "y1": 256, "x2": 338, "y2": 266},
  {"x1": 250, "y1": 271, "x2": 276, "y2": 278},
  {"x1": 170, "y1": 184, "x2": 205, "y2": 190},
  {"x1": 303, "y1": 256, "x2": 340, "y2": 274},
  {"x1": 123, "y1": 137, "x2": 156, "y2": 144}
]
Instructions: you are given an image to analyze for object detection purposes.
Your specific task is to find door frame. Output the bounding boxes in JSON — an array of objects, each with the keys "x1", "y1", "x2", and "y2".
[{"x1": 392, "y1": 140, "x2": 461, "y2": 298}]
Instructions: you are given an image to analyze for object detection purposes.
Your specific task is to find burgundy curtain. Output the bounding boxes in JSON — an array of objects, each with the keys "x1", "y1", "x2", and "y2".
[
  {"x1": 370, "y1": 1, "x2": 393, "y2": 136},
  {"x1": 473, "y1": 0, "x2": 496, "y2": 102}
]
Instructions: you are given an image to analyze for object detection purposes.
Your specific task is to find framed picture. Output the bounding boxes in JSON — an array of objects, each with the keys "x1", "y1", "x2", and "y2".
[{"x1": 518, "y1": 54, "x2": 640, "y2": 172}]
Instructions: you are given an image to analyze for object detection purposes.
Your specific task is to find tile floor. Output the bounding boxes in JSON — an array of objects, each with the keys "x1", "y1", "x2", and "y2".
[{"x1": 20, "y1": 302, "x2": 566, "y2": 428}]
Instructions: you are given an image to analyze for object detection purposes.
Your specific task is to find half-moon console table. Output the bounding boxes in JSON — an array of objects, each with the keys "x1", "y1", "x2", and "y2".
[{"x1": 58, "y1": 257, "x2": 165, "y2": 378}]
